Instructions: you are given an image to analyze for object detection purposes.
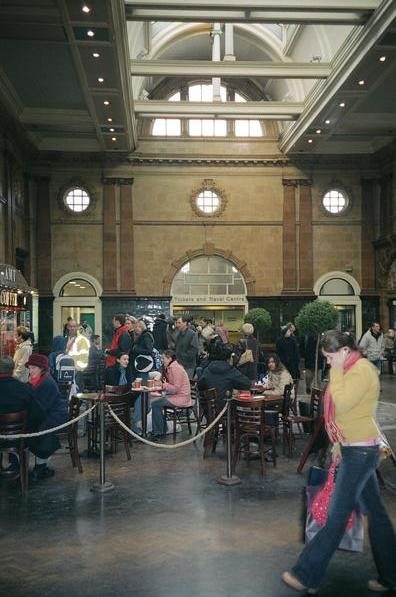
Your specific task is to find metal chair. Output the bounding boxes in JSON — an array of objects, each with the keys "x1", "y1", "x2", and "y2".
[{"x1": 0, "y1": 411, "x2": 29, "y2": 494}]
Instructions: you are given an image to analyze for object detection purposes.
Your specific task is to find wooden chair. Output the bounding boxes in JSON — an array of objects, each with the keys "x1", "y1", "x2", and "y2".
[
  {"x1": 58, "y1": 396, "x2": 83, "y2": 473},
  {"x1": 282, "y1": 386, "x2": 323, "y2": 458},
  {"x1": 163, "y1": 380, "x2": 197, "y2": 441},
  {"x1": 88, "y1": 385, "x2": 132, "y2": 459},
  {"x1": 0, "y1": 411, "x2": 29, "y2": 494},
  {"x1": 195, "y1": 388, "x2": 223, "y2": 458},
  {"x1": 233, "y1": 398, "x2": 277, "y2": 477}
]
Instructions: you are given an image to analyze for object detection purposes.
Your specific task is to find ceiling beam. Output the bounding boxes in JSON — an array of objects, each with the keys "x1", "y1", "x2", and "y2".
[
  {"x1": 130, "y1": 60, "x2": 331, "y2": 79},
  {"x1": 134, "y1": 100, "x2": 303, "y2": 119},
  {"x1": 125, "y1": 0, "x2": 379, "y2": 23}
]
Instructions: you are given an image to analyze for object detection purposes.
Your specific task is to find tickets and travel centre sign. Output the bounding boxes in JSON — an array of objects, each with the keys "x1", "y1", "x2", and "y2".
[{"x1": 172, "y1": 295, "x2": 247, "y2": 305}]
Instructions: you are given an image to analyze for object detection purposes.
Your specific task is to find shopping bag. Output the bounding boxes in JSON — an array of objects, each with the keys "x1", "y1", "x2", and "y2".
[{"x1": 304, "y1": 463, "x2": 364, "y2": 552}]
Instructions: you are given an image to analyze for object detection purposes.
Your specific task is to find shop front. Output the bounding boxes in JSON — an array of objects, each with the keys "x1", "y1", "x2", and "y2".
[{"x1": 0, "y1": 264, "x2": 38, "y2": 358}]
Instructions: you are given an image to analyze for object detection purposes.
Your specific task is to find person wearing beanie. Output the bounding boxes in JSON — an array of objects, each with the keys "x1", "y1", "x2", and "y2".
[{"x1": 25, "y1": 353, "x2": 68, "y2": 480}]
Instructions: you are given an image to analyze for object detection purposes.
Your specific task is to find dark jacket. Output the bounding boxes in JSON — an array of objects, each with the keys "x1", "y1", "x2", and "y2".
[
  {"x1": 104, "y1": 364, "x2": 133, "y2": 387},
  {"x1": 152, "y1": 317, "x2": 168, "y2": 351},
  {"x1": 276, "y1": 335, "x2": 300, "y2": 379},
  {"x1": 28, "y1": 374, "x2": 68, "y2": 458},
  {"x1": 0, "y1": 375, "x2": 44, "y2": 431},
  {"x1": 302, "y1": 335, "x2": 323, "y2": 371},
  {"x1": 235, "y1": 335, "x2": 259, "y2": 381},
  {"x1": 131, "y1": 330, "x2": 154, "y2": 375},
  {"x1": 176, "y1": 328, "x2": 199, "y2": 369},
  {"x1": 197, "y1": 361, "x2": 251, "y2": 405}
]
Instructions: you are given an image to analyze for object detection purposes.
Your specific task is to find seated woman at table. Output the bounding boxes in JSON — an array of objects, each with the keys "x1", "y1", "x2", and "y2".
[
  {"x1": 150, "y1": 350, "x2": 193, "y2": 438},
  {"x1": 25, "y1": 353, "x2": 68, "y2": 480},
  {"x1": 197, "y1": 341, "x2": 251, "y2": 405},
  {"x1": 104, "y1": 353, "x2": 133, "y2": 387},
  {"x1": 263, "y1": 353, "x2": 293, "y2": 396}
]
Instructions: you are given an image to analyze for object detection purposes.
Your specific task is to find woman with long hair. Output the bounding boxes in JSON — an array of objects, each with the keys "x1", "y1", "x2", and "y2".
[
  {"x1": 149, "y1": 350, "x2": 192, "y2": 438},
  {"x1": 264, "y1": 353, "x2": 293, "y2": 396},
  {"x1": 13, "y1": 326, "x2": 33, "y2": 383},
  {"x1": 282, "y1": 330, "x2": 396, "y2": 594}
]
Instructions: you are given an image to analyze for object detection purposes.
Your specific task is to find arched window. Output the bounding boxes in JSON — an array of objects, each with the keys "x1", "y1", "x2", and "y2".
[
  {"x1": 151, "y1": 83, "x2": 263, "y2": 138},
  {"x1": 60, "y1": 279, "x2": 96, "y2": 297},
  {"x1": 171, "y1": 256, "x2": 246, "y2": 296},
  {"x1": 319, "y1": 278, "x2": 354, "y2": 296}
]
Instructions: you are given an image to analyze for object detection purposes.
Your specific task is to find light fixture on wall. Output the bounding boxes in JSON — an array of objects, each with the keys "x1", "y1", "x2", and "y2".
[
  {"x1": 316, "y1": 129, "x2": 322, "y2": 134},
  {"x1": 379, "y1": 55, "x2": 386, "y2": 62},
  {"x1": 87, "y1": 30, "x2": 95, "y2": 37},
  {"x1": 109, "y1": 128, "x2": 115, "y2": 132},
  {"x1": 308, "y1": 138, "x2": 313, "y2": 143},
  {"x1": 107, "y1": 117, "x2": 113, "y2": 122},
  {"x1": 103, "y1": 100, "x2": 110, "y2": 106},
  {"x1": 339, "y1": 102, "x2": 345, "y2": 107},
  {"x1": 325, "y1": 119, "x2": 331, "y2": 124},
  {"x1": 98, "y1": 77, "x2": 104, "y2": 83},
  {"x1": 111, "y1": 137, "x2": 117, "y2": 142},
  {"x1": 358, "y1": 80, "x2": 365, "y2": 86},
  {"x1": 81, "y1": 4, "x2": 91, "y2": 13},
  {"x1": 92, "y1": 52, "x2": 100, "y2": 58}
]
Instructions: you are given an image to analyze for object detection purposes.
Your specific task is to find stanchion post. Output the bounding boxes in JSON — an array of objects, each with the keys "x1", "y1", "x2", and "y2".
[
  {"x1": 217, "y1": 399, "x2": 241, "y2": 486},
  {"x1": 91, "y1": 400, "x2": 114, "y2": 493}
]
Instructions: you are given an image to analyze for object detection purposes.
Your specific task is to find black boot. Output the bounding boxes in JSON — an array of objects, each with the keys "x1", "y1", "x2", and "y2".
[{"x1": 31, "y1": 464, "x2": 55, "y2": 481}]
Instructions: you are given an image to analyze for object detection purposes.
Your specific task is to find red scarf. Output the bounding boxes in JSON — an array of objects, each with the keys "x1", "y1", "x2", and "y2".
[
  {"x1": 29, "y1": 371, "x2": 49, "y2": 387},
  {"x1": 323, "y1": 350, "x2": 361, "y2": 444}
]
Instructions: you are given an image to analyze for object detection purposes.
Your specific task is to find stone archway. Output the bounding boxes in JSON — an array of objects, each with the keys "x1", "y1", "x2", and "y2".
[{"x1": 162, "y1": 242, "x2": 256, "y2": 295}]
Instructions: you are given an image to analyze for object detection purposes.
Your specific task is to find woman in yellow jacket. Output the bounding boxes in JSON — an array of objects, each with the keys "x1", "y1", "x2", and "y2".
[{"x1": 282, "y1": 330, "x2": 396, "y2": 594}]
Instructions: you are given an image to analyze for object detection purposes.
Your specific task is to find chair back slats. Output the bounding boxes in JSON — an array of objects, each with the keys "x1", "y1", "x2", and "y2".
[
  {"x1": 234, "y1": 399, "x2": 265, "y2": 432},
  {"x1": 309, "y1": 387, "x2": 323, "y2": 420},
  {"x1": 281, "y1": 384, "x2": 293, "y2": 418},
  {"x1": 0, "y1": 411, "x2": 27, "y2": 436}
]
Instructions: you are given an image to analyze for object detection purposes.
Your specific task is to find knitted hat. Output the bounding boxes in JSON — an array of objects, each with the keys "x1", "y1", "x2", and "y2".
[
  {"x1": 25, "y1": 353, "x2": 49, "y2": 371},
  {"x1": 134, "y1": 354, "x2": 154, "y2": 373}
]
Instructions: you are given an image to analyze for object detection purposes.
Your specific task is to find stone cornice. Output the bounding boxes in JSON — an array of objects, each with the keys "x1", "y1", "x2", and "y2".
[
  {"x1": 102, "y1": 177, "x2": 134, "y2": 186},
  {"x1": 128, "y1": 156, "x2": 289, "y2": 167}
]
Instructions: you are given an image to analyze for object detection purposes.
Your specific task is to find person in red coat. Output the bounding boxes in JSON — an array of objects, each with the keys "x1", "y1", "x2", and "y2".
[
  {"x1": 105, "y1": 314, "x2": 132, "y2": 367},
  {"x1": 150, "y1": 350, "x2": 192, "y2": 438}
]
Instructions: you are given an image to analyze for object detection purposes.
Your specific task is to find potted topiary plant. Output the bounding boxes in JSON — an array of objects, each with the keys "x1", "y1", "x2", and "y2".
[
  {"x1": 244, "y1": 308, "x2": 272, "y2": 343},
  {"x1": 295, "y1": 300, "x2": 338, "y2": 388}
]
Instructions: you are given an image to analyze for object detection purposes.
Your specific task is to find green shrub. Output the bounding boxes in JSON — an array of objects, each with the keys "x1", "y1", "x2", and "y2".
[{"x1": 244, "y1": 308, "x2": 272, "y2": 342}]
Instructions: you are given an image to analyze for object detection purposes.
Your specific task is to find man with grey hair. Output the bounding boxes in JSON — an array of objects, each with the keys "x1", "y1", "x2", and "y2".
[{"x1": 0, "y1": 357, "x2": 43, "y2": 473}]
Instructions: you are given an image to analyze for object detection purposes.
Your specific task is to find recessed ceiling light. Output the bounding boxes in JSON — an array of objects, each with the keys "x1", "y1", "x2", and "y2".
[
  {"x1": 339, "y1": 102, "x2": 345, "y2": 107},
  {"x1": 107, "y1": 117, "x2": 113, "y2": 122},
  {"x1": 358, "y1": 79, "x2": 365, "y2": 86},
  {"x1": 325, "y1": 119, "x2": 331, "y2": 124},
  {"x1": 379, "y1": 55, "x2": 386, "y2": 62},
  {"x1": 308, "y1": 139, "x2": 313, "y2": 143},
  {"x1": 103, "y1": 100, "x2": 110, "y2": 106},
  {"x1": 87, "y1": 30, "x2": 95, "y2": 37},
  {"x1": 92, "y1": 52, "x2": 100, "y2": 58},
  {"x1": 109, "y1": 128, "x2": 115, "y2": 132},
  {"x1": 111, "y1": 137, "x2": 117, "y2": 142},
  {"x1": 98, "y1": 77, "x2": 104, "y2": 83},
  {"x1": 316, "y1": 129, "x2": 321, "y2": 134},
  {"x1": 81, "y1": 4, "x2": 91, "y2": 13}
]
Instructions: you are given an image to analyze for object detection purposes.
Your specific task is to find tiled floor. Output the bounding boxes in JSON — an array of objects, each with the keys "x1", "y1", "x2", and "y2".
[{"x1": 0, "y1": 375, "x2": 395, "y2": 597}]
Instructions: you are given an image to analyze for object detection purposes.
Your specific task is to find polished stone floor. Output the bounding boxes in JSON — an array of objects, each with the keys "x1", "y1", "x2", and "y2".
[{"x1": 0, "y1": 375, "x2": 395, "y2": 597}]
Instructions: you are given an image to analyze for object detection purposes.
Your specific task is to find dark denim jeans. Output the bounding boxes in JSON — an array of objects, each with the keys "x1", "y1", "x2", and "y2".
[
  {"x1": 292, "y1": 445, "x2": 396, "y2": 589},
  {"x1": 151, "y1": 396, "x2": 174, "y2": 435}
]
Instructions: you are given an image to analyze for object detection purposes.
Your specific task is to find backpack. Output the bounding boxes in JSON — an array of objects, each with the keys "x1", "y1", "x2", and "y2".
[
  {"x1": 55, "y1": 353, "x2": 76, "y2": 383},
  {"x1": 152, "y1": 348, "x2": 162, "y2": 371}
]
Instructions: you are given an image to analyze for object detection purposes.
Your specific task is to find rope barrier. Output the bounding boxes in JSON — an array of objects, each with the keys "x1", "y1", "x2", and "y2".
[
  {"x1": 0, "y1": 403, "x2": 97, "y2": 440},
  {"x1": 107, "y1": 401, "x2": 229, "y2": 449}
]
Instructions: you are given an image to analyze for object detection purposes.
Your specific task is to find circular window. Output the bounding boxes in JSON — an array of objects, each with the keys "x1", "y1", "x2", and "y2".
[
  {"x1": 322, "y1": 189, "x2": 348, "y2": 214},
  {"x1": 196, "y1": 190, "x2": 220, "y2": 214},
  {"x1": 63, "y1": 187, "x2": 90, "y2": 213}
]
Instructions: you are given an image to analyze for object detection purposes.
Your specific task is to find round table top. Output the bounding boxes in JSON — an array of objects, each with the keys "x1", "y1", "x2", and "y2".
[{"x1": 130, "y1": 386, "x2": 162, "y2": 392}]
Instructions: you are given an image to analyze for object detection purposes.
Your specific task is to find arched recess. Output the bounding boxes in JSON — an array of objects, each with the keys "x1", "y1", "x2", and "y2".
[
  {"x1": 314, "y1": 271, "x2": 362, "y2": 339},
  {"x1": 53, "y1": 272, "x2": 103, "y2": 337},
  {"x1": 162, "y1": 243, "x2": 255, "y2": 296}
]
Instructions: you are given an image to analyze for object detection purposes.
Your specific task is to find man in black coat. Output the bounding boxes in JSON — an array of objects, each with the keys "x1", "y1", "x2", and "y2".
[
  {"x1": 152, "y1": 314, "x2": 168, "y2": 351},
  {"x1": 0, "y1": 357, "x2": 44, "y2": 472},
  {"x1": 197, "y1": 342, "x2": 251, "y2": 405}
]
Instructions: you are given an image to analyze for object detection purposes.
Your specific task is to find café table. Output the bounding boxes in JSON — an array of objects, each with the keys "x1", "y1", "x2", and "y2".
[
  {"x1": 78, "y1": 392, "x2": 101, "y2": 455},
  {"x1": 131, "y1": 385, "x2": 162, "y2": 437}
]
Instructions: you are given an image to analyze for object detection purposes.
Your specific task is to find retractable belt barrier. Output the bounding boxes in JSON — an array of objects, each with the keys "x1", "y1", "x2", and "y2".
[{"x1": 0, "y1": 404, "x2": 97, "y2": 440}]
